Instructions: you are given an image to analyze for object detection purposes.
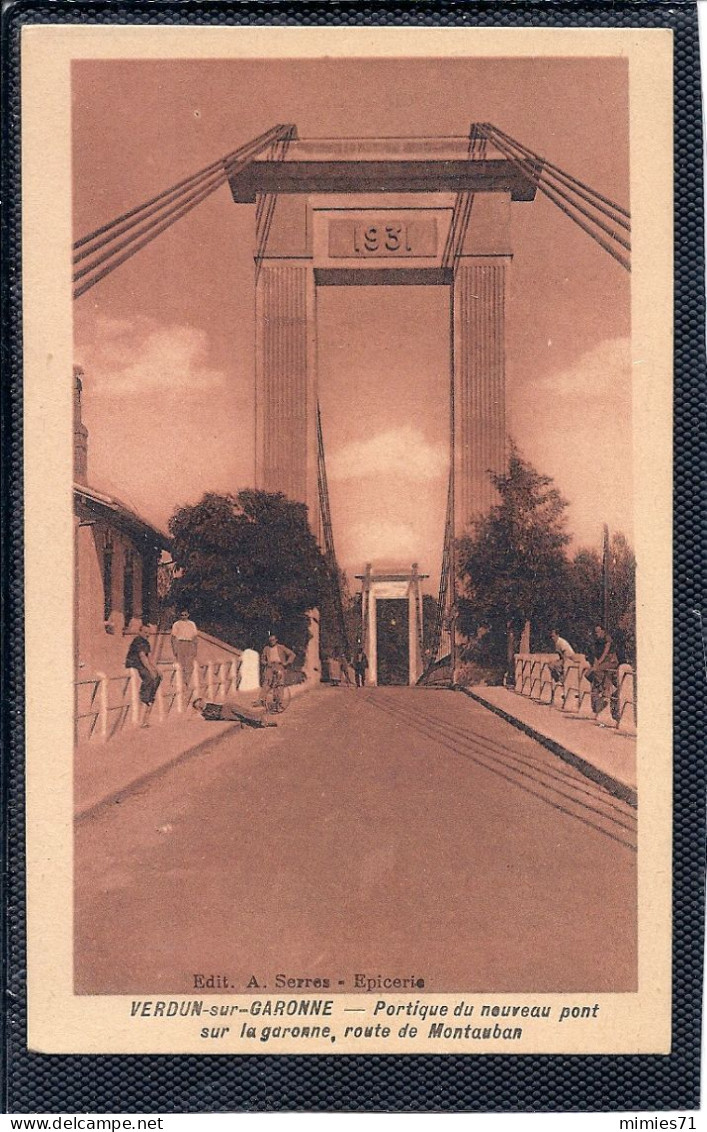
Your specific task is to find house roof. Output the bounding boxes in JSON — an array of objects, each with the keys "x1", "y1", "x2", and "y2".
[{"x1": 74, "y1": 482, "x2": 172, "y2": 549}]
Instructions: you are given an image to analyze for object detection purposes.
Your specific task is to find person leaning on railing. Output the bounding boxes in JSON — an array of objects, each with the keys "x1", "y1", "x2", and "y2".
[
  {"x1": 549, "y1": 629, "x2": 577, "y2": 685},
  {"x1": 585, "y1": 624, "x2": 620, "y2": 718}
]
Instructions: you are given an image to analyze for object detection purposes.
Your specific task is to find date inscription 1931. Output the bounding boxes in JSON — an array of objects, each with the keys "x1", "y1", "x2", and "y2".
[{"x1": 328, "y1": 217, "x2": 437, "y2": 259}]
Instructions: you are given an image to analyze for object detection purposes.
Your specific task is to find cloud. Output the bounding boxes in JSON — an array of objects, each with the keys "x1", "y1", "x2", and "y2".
[
  {"x1": 340, "y1": 520, "x2": 421, "y2": 566},
  {"x1": 75, "y1": 314, "x2": 227, "y2": 397},
  {"x1": 532, "y1": 337, "x2": 632, "y2": 399},
  {"x1": 328, "y1": 426, "x2": 448, "y2": 483},
  {"x1": 508, "y1": 336, "x2": 633, "y2": 546}
]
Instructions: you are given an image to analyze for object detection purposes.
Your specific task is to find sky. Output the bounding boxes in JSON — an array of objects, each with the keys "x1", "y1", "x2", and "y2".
[{"x1": 72, "y1": 55, "x2": 631, "y2": 589}]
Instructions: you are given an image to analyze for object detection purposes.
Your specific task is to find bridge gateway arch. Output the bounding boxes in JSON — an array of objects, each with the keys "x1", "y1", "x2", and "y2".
[
  {"x1": 73, "y1": 124, "x2": 628, "y2": 683},
  {"x1": 227, "y1": 131, "x2": 540, "y2": 539}
]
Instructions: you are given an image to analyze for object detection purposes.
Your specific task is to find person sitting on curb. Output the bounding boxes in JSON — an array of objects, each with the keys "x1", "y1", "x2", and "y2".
[{"x1": 192, "y1": 697, "x2": 277, "y2": 728}]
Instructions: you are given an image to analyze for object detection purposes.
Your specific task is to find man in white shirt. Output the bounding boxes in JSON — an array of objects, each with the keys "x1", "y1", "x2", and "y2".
[
  {"x1": 171, "y1": 609, "x2": 199, "y2": 678},
  {"x1": 550, "y1": 628, "x2": 576, "y2": 683},
  {"x1": 254, "y1": 634, "x2": 296, "y2": 705}
]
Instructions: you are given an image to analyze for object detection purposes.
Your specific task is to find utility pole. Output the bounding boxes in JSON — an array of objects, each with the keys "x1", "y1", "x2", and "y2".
[
  {"x1": 602, "y1": 523, "x2": 610, "y2": 628},
  {"x1": 449, "y1": 285, "x2": 457, "y2": 686}
]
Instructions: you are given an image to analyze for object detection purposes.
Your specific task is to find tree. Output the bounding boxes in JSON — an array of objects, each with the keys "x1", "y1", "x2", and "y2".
[
  {"x1": 564, "y1": 547, "x2": 601, "y2": 657},
  {"x1": 565, "y1": 533, "x2": 636, "y2": 663},
  {"x1": 456, "y1": 446, "x2": 571, "y2": 670},
  {"x1": 167, "y1": 490, "x2": 329, "y2": 658}
]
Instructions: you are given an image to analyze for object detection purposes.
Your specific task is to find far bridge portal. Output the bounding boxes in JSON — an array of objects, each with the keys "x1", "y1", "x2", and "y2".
[{"x1": 357, "y1": 563, "x2": 428, "y2": 687}]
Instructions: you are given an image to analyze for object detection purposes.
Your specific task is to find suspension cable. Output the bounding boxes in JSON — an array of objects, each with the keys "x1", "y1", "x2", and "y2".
[
  {"x1": 73, "y1": 125, "x2": 294, "y2": 299},
  {"x1": 74, "y1": 124, "x2": 289, "y2": 253},
  {"x1": 489, "y1": 123, "x2": 630, "y2": 222},
  {"x1": 254, "y1": 127, "x2": 297, "y2": 283},
  {"x1": 74, "y1": 165, "x2": 234, "y2": 280},
  {"x1": 490, "y1": 128, "x2": 630, "y2": 233},
  {"x1": 478, "y1": 124, "x2": 630, "y2": 270},
  {"x1": 488, "y1": 127, "x2": 633, "y2": 235},
  {"x1": 74, "y1": 129, "x2": 287, "y2": 269},
  {"x1": 73, "y1": 159, "x2": 248, "y2": 299},
  {"x1": 481, "y1": 125, "x2": 630, "y2": 251},
  {"x1": 442, "y1": 126, "x2": 487, "y2": 271}
]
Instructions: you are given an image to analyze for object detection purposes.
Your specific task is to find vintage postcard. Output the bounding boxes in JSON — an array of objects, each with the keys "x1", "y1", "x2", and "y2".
[{"x1": 22, "y1": 25, "x2": 672, "y2": 1056}]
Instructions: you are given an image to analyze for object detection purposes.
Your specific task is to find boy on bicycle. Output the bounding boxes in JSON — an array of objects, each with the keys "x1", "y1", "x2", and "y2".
[{"x1": 254, "y1": 634, "x2": 296, "y2": 706}]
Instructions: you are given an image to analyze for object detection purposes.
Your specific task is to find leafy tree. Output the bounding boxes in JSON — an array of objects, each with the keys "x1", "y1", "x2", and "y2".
[
  {"x1": 455, "y1": 445, "x2": 637, "y2": 676},
  {"x1": 563, "y1": 547, "x2": 601, "y2": 657},
  {"x1": 607, "y1": 531, "x2": 637, "y2": 664},
  {"x1": 456, "y1": 445, "x2": 571, "y2": 670},
  {"x1": 167, "y1": 490, "x2": 330, "y2": 659},
  {"x1": 564, "y1": 533, "x2": 636, "y2": 664}
]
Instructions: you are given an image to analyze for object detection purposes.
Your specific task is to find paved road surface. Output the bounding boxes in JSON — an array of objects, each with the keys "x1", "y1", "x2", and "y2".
[{"x1": 75, "y1": 687, "x2": 637, "y2": 994}]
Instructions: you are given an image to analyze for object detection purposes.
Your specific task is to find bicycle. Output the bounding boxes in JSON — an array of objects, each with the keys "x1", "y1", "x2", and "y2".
[{"x1": 264, "y1": 666, "x2": 292, "y2": 714}]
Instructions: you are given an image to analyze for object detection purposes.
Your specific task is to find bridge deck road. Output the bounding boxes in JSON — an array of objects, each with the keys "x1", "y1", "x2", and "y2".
[{"x1": 75, "y1": 687, "x2": 637, "y2": 995}]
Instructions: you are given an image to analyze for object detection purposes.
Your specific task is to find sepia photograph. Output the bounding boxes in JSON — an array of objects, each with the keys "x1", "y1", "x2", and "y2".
[{"x1": 21, "y1": 26, "x2": 673, "y2": 1056}]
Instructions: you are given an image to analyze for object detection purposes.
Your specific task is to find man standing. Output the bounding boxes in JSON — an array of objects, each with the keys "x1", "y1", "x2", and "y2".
[
  {"x1": 586, "y1": 624, "x2": 620, "y2": 718},
  {"x1": 255, "y1": 633, "x2": 296, "y2": 705},
  {"x1": 171, "y1": 609, "x2": 199, "y2": 679},
  {"x1": 353, "y1": 648, "x2": 369, "y2": 688}
]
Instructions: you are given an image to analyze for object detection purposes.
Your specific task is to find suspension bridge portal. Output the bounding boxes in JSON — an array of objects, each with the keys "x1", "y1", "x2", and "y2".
[
  {"x1": 74, "y1": 123, "x2": 630, "y2": 676},
  {"x1": 228, "y1": 132, "x2": 540, "y2": 535}
]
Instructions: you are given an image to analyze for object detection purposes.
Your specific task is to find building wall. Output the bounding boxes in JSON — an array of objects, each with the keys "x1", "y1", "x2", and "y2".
[{"x1": 75, "y1": 502, "x2": 160, "y2": 676}]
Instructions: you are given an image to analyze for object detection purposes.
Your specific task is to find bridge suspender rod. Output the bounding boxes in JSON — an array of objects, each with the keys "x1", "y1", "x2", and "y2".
[
  {"x1": 73, "y1": 125, "x2": 294, "y2": 299},
  {"x1": 447, "y1": 276, "x2": 457, "y2": 679},
  {"x1": 442, "y1": 125, "x2": 487, "y2": 272},
  {"x1": 428, "y1": 471, "x2": 454, "y2": 666},
  {"x1": 424, "y1": 263, "x2": 457, "y2": 677},
  {"x1": 479, "y1": 124, "x2": 630, "y2": 271},
  {"x1": 316, "y1": 402, "x2": 350, "y2": 655},
  {"x1": 254, "y1": 127, "x2": 297, "y2": 283}
]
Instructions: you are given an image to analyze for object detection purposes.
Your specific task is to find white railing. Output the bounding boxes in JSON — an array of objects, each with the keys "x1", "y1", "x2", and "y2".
[
  {"x1": 75, "y1": 675, "x2": 103, "y2": 743},
  {"x1": 75, "y1": 656, "x2": 241, "y2": 745},
  {"x1": 183, "y1": 658, "x2": 240, "y2": 705},
  {"x1": 513, "y1": 652, "x2": 637, "y2": 734}
]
